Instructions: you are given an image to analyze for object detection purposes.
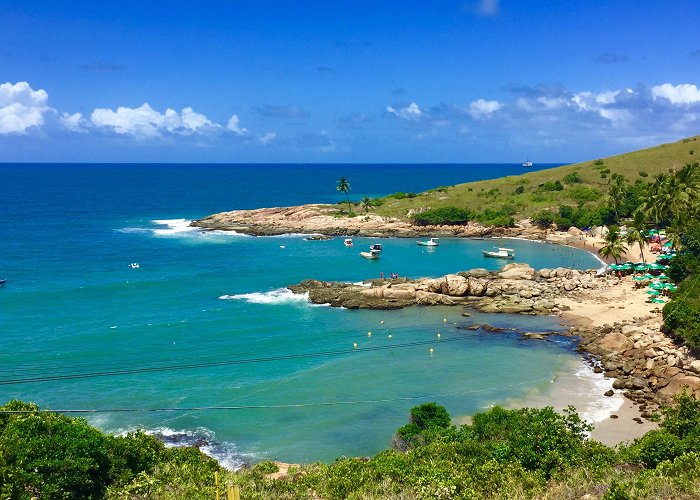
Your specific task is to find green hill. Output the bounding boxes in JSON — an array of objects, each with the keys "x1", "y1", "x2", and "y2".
[{"x1": 372, "y1": 134, "x2": 700, "y2": 223}]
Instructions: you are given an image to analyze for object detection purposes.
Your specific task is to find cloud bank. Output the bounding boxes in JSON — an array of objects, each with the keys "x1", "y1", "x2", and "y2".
[{"x1": 0, "y1": 82, "x2": 51, "y2": 134}]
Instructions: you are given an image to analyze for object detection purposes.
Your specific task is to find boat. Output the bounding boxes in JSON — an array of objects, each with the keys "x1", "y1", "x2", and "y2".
[
  {"x1": 369, "y1": 243, "x2": 383, "y2": 252},
  {"x1": 129, "y1": 262, "x2": 140, "y2": 269},
  {"x1": 482, "y1": 247, "x2": 515, "y2": 259},
  {"x1": 522, "y1": 159, "x2": 533, "y2": 167},
  {"x1": 417, "y1": 238, "x2": 439, "y2": 247},
  {"x1": 344, "y1": 238, "x2": 353, "y2": 247},
  {"x1": 360, "y1": 249, "x2": 381, "y2": 259},
  {"x1": 0, "y1": 279, "x2": 6, "y2": 286}
]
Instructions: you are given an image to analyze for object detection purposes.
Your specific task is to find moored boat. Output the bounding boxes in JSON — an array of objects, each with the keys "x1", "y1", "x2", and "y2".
[
  {"x1": 0, "y1": 279, "x2": 6, "y2": 286},
  {"x1": 360, "y1": 249, "x2": 381, "y2": 259},
  {"x1": 482, "y1": 247, "x2": 515, "y2": 259},
  {"x1": 344, "y1": 238, "x2": 353, "y2": 247},
  {"x1": 522, "y1": 159, "x2": 533, "y2": 167},
  {"x1": 417, "y1": 237, "x2": 439, "y2": 247},
  {"x1": 369, "y1": 243, "x2": 383, "y2": 252}
]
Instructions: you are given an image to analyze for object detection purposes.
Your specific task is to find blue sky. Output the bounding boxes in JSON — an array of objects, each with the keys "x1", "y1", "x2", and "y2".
[{"x1": 1, "y1": 0, "x2": 699, "y2": 163}]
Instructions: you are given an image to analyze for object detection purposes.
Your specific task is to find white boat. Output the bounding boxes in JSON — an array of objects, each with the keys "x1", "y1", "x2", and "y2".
[
  {"x1": 482, "y1": 247, "x2": 515, "y2": 259},
  {"x1": 369, "y1": 243, "x2": 383, "y2": 252},
  {"x1": 344, "y1": 238, "x2": 353, "y2": 247},
  {"x1": 417, "y1": 238, "x2": 439, "y2": 247},
  {"x1": 360, "y1": 249, "x2": 381, "y2": 259},
  {"x1": 522, "y1": 159, "x2": 533, "y2": 167}
]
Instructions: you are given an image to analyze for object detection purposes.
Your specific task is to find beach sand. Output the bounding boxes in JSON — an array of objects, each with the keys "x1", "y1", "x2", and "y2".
[{"x1": 590, "y1": 399, "x2": 658, "y2": 446}]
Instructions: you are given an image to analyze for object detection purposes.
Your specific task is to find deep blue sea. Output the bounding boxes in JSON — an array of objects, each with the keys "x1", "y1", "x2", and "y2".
[{"x1": 0, "y1": 163, "x2": 614, "y2": 466}]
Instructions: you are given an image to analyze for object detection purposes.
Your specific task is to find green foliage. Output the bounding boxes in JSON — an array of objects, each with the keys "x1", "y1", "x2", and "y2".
[
  {"x1": 539, "y1": 180, "x2": 564, "y2": 191},
  {"x1": 666, "y1": 252, "x2": 700, "y2": 283},
  {"x1": 389, "y1": 192, "x2": 417, "y2": 199},
  {"x1": 639, "y1": 170, "x2": 649, "y2": 177},
  {"x1": 603, "y1": 480, "x2": 633, "y2": 500},
  {"x1": 514, "y1": 185, "x2": 525, "y2": 194},
  {"x1": 411, "y1": 207, "x2": 472, "y2": 226},
  {"x1": 531, "y1": 210, "x2": 556, "y2": 228},
  {"x1": 476, "y1": 209, "x2": 515, "y2": 227},
  {"x1": 563, "y1": 171, "x2": 583, "y2": 184},
  {"x1": 594, "y1": 159, "x2": 605, "y2": 167}
]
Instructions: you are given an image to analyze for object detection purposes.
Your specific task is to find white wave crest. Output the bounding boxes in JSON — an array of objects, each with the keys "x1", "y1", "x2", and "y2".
[
  {"x1": 152, "y1": 218, "x2": 198, "y2": 236},
  {"x1": 219, "y1": 288, "x2": 312, "y2": 305},
  {"x1": 572, "y1": 362, "x2": 624, "y2": 423}
]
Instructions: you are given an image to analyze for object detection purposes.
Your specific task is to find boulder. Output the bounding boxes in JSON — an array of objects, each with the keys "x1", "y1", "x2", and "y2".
[
  {"x1": 568, "y1": 226, "x2": 584, "y2": 236},
  {"x1": 599, "y1": 332, "x2": 634, "y2": 353},
  {"x1": 658, "y1": 375, "x2": 700, "y2": 397},
  {"x1": 443, "y1": 274, "x2": 469, "y2": 296},
  {"x1": 688, "y1": 360, "x2": 700, "y2": 374},
  {"x1": 498, "y1": 264, "x2": 535, "y2": 280}
]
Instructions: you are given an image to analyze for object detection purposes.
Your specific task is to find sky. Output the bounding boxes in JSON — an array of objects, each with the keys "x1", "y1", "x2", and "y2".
[{"x1": 1, "y1": 0, "x2": 700, "y2": 163}]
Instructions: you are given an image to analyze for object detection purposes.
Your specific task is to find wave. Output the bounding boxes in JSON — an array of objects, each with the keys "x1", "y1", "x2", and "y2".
[
  {"x1": 219, "y1": 288, "x2": 318, "y2": 306},
  {"x1": 152, "y1": 218, "x2": 200, "y2": 236},
  {"x1": 122, "y1": 427, "x2": 259, "y2": 470},
  {"x1": 571, "y1": 362, "x2": 624, "y2": 423}
]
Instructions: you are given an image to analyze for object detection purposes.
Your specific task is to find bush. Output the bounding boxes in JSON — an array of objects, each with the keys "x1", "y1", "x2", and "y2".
[
  {"x1": 532, "y1": 210, "x2": 556, "y2": 228},
  {"x1": 663, "y1": 277, "x2": 700, "y2": 348},
  {"x1": 539, "y1": 180, "x2": 564, "y2": 192},
  {"x1": 563, "y1": 172, "x2": 583, "y2": 184},
  {"x1": 411, "y1": 207, "x2": 472, "y2": 226},
  {"x1": 514, "y1": 185, "x2": 525, "y2": 194},
  {"x1": 594, "y1": 159, "x2": 605, "y2": 167},
  {"x1": 639, "y1": 171, "x2": 649, "y2": 177}
]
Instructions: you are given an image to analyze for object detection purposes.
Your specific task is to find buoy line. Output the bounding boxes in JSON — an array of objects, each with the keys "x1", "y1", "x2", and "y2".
[{"x1": 0, "y1": 337, "x2": 464, "y2": 386}]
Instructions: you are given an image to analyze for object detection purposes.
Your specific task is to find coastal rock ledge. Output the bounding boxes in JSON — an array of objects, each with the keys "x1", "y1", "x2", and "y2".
[
  {"x1": 191, "y1": 204, "x2": 545, "y2": 238},
  {"x1": 288, "y1": 264, "x2": 595, "y2": 313}
]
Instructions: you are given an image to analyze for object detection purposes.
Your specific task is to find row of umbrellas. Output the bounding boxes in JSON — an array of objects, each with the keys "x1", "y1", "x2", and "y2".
[{"x1": 608, "y1": 253, "x2": 679, "y2": 304}]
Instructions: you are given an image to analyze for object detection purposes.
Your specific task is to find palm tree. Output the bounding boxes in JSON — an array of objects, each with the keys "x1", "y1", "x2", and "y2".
[
  {"x1": 607, "y1": 174, "x2": 627, "y2": 222},
  {"x1": 598, "y1": 225, "x2": 627, "y2": 264},
  {"x1": 336, "y1": 176, "x2": 352, "y2": 215},
  {"x1": 625, "y1": 211, "x2": 647, "y2": 263},
  {"x1": 361, "y1": 196, "x2": 373, "y2": 213}
]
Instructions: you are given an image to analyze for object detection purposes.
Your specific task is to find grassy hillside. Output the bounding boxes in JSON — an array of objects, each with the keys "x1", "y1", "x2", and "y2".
[{"x1": 372, "y1": 134, "x2": 699, "y2": 222}]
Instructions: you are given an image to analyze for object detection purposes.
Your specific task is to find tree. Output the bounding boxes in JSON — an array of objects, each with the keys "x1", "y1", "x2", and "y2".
[
  {"x1": 625, "y1": 211, "x2": 647, "y2": 263},
  {"x1": 607, "y1": 174, "x2": 627, "y2": 222},
  {"x1": 598, "y1": 225, "x2": 627, "y2": 264},
  {"x1": 361, "y1": 196, "x2": 372, "y2": 213},
  {"x1": 337, "y1": 176, "x2": 352, "y2": 215}
]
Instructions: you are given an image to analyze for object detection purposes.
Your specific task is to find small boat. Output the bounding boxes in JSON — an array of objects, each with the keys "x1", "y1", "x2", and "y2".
[
  {"x1": 129, "y1": 262, "x2": 140, "y2": 269},
  {"x1": 0, "y1": 279, "x2": 6, "y2": 286},
  {"x1": 369, "y1": 243, "x2": 383, "y2": 252},
  {"x1": 417, "y1": 238, "x2": 439, "y2": 247},
  {"x1": 360, "y1": 249, "x2": 381, "y2": 259},
  {"x1": 522, "y1": 159, "x2": 533, "y2": 167},
  {"x1": 482, "y1": 247, "x2": 515, "y2": 259},
  {"x1": 344, "y1": 238, "x2": 353, "y2": 247}
]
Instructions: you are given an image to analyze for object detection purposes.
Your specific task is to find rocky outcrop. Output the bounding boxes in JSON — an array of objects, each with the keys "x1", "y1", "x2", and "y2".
[
  {"x1": 577, "y1": 318, "x2": 700, "y2": 410},
  {"x1": 191, "y1": 204, "x2": 551, "y2": 239},
  {"x1": 288, "y1": 263, "x2": 597, "y2": 314}
]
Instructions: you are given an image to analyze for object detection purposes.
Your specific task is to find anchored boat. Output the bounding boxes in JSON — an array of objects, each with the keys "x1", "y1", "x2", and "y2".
[
  {"x1": 360, "y1": 249, "x2": 381, "y2": 259},
  {"x1": 417, "y1": 237, "x2": 439, "y2": 247},
  {"x1": 482, "y1": 247, "x2": 515, "y2": 259}
]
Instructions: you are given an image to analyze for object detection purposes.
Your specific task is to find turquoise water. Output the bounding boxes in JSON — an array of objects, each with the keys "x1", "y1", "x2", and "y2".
[{"x1": 0, "y1": 163, "x2": 602, "y2": 465}]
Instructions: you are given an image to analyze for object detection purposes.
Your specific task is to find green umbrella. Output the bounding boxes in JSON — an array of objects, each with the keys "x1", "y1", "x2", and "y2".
[
  {"x1": 634, "y1": 263, "x2": 649, "y2": 271},
  {"x1": 649, "y1": 283, "x2": 664, "y2": 289},
  {"x1": 649, "y1": 263, "x2": 665, "y2": 270},
  {"x1": 652, "y1": 298, "x2": 666, "y2": 304},
  {"x1": 642, "y1": 274, "x2": 654, "y2": 279},
  {"x1": 657, "y1": 274, "x2": 668, "y2": 279},
  {"x1": 665, "y1": 284, "x2": 678, "y2": 291},
  {"x1": 663, "y1": 241, "x2": 673, "y2": 248},
  {"x1": 633, "y1": 276, "x2": 647, "y2": 281},
  {"x1": 646, "y1": 290, "x2": 659, "y2": 295}
]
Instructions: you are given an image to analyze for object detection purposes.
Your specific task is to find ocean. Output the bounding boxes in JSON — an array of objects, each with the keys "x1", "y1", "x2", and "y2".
[{"x1": 0, "y1": 163, "x2": 618, "y2": 467}]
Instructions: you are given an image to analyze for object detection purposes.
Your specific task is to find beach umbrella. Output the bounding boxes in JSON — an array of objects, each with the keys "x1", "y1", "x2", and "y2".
[
  {"x1": 634, "y1": 263, "x2": 649, "y2": 271},
  {"x1": 646, "y1": 289, "x2": 659, "y2": 295},
  {"x1": 649, "y1": 263, "x2": 665, "y2": 270},
  {"x1": 663, "y1": 241, "x2": 673, "y2": 248},
  {"x1": 642, "y1": 273, "x2": 655, "y2": 279},
  {"x1": 664, "y1": 284, "x2": 678, "y2": 291},
  {"x1": 652, "y1": 298, "x2": 666, "y2": 304},
  {"x1": 657, "y1": 274, "x2": 668, "y2": 280},
  {"x1": 633, "y1": 276, "x2": 647, "y2": 281}
]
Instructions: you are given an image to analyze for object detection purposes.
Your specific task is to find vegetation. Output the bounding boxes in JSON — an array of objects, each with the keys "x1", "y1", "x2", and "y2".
[
  {"x1": 336, "y1": 176, "x2": 351, "y2": 214},
  {"x1": 411, "y1": 206, "x2": 471, "y2": 226},
  {"x1": 368, "y1": 135, "x2": 699, "y2": 222},
  {"x1": 598, "y1": 226, "x2": 627, "y2": 264},
  {"x1": 6, "y1": 393, "x2": 700, "y2": 499}
]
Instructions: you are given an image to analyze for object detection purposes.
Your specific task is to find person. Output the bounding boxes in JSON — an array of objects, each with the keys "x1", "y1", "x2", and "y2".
[{"x1": 380, "y1": 272, "x2": 384, "y2": 280}]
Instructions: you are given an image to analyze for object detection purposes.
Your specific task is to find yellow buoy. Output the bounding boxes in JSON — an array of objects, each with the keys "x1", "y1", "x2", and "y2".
[
  {"x1": 367, "y1": 331, "x2": 372, "y2": 337},
  {"x1": 353, "y1": 342, "x2": 358, "y2": 349},
  {"x1": 380, "y1": 320, "x2": 384, "y2": 324},
  {"x1": 429, "y1": 347, "x2": 434, "y2": 354},
  {"x1": 437, "y1": 332, "x2": 441, "y2": 339},
  {"x1": 388, "y1": 334, "x2": 392, "y2": 339},
  {"x1": 443, "y1": 318, "x2": 447, "y2": 323}
]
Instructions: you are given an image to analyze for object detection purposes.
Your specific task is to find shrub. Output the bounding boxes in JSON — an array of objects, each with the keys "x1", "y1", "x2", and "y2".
[
  {"x1": 539, "y1": 180, "x2": 564, "y2": 192},
  {"x1": 514, "y1": 185, "x2": 525, "y2": 194},
  {"x1": 563, "y1": 172, "x2": 583, "y2": 184},
  {"x1": 639, "y1": 171, "x2": 649, "y2": 177},
  {"x1": 411, "y1": 207, "x2": 472, "y2": 226},
  {"x1": 594, "y1": 159, "x2": 605, "y2": 166},
  {"x1": 532, "y1": 210, "x2": 556, "y2": 228},
  {"x1": 567, "y1": 186, "x2": 602, "y2": 203},
  {"x1": 663, "y1": 277, "x2": 700, "y2": 348}
]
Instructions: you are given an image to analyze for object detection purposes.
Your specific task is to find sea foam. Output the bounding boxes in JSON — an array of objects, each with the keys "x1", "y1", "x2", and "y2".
[{"x1": 219, "y1": 288, "x2": 315, "y2": 305}]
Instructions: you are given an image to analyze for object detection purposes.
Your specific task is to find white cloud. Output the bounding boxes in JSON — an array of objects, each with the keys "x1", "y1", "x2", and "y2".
[
  {"x1": 468, "y1": 98, "x2": 502, "y2": 119},
  {"x1": 90, "y1": 103, "x2": 219, "y2": 138},
  {"x1": 468, "y1": 0, "x2": 499, "y2": 16},
  {"x1": 59, "y1": 112, "x2": 87, "y2": 133},
  {"x1": 387, "y1": 102, "x2": 423, "y2": 120},
  {"x1": 0, "y1": 81, "x2": 50, "y2": 134},
  {"x1": 227, "y1": 114, "x2": 249, "y2": 135},
  {"x1": 259, "y1": 132, "x2": 276, "y2": 145},
  {"x1": 651, "y1": 83, "x2": 700, "y2": 104}
]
